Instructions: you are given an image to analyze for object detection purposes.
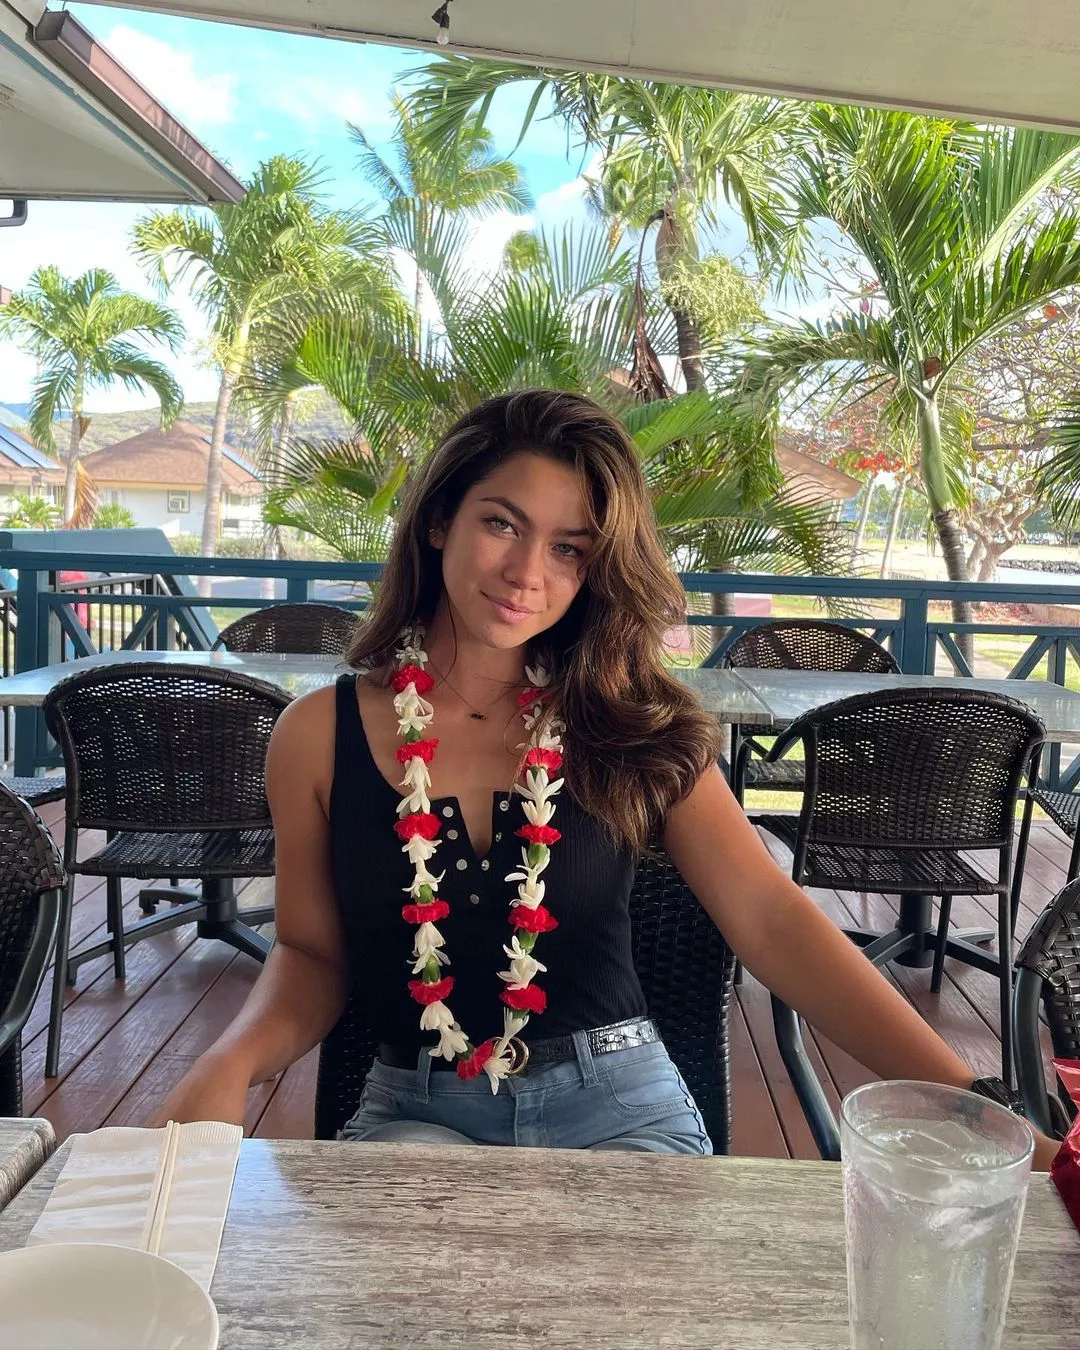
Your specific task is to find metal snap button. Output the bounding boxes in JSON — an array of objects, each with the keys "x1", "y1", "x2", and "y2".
[
  {"x1": 498, "y1": 800, "x2": 509, "y2": 812},
  {"x1": 480, "y1": 859, "x2": 490, "y2": 871},
  {"x1": 447, "y1": 828, "x2": 458, "y2": 840},
  {"x1": 442, "y1": 806, "x2": 454, "y2": 818},
  {"x1": 455, "y1": 858, "x2": 468, "y2": 871},
  {"x1": 468, "y1": 893, "x2": 480, "y2": 905}
]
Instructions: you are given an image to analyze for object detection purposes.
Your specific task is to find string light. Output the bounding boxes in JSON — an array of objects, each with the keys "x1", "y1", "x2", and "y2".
[{"x1": 431, "y1": 1, "x2": 452, "y2": 45}]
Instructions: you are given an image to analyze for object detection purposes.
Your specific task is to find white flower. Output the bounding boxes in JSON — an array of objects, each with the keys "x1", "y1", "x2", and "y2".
[
  {"x1": 419, "y1": 999, "x2": 455, "y2": 1032},
  {"x1": 403, "y1": 866, "x2": 444, "y2": 898},
  {"x1": 498, "y1": 937, "x2": 547, "y2": 987},
  {"x1": 429, "y1": 1022, "x2": 469, "y2": 1060},
  {"x1": 403, "y1": 835, "x2": 439, "y2": 866},
  {"x1": 412, "y1": 921, "x2": 446, "y2": 959},
  {"x1": 525, "y1": 662, "x2": 550, "y2": 689},
  {"x1": 521, "y1": 798, "x2": 555, "y2": 827},
  {"x1": 412, "y1": 947, "x2": 449, "y2": 973},
  {"x1": 482, "y1": 1043, "x2": 517, "y2": 1094}
]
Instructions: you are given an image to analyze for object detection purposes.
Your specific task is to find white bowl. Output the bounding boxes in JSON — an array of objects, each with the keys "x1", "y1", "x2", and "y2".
[{"x1": 0, "y1": 1243, "x2": 219, "y2": 1350}]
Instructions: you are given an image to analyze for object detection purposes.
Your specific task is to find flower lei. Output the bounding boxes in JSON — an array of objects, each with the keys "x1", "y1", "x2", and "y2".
[{"x1": 391, "y1": 625, "x2": 565, "y2": 1093}]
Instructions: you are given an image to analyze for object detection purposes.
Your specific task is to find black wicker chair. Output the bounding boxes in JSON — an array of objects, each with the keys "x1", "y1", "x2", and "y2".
[
  {"x1": 1025, "y1": 787, "x2": 1080, "y2": 887},
  {"x1": 213, "y1": 602, "x2": 357, "y2": 655},
  {"x1": 0, "y1": 774, "x2": 66, "y2": 810},
  {"x1": 755, "y1": 687, "x2": 1044, "y2": 1088},
  {"x1": 316, "y1": 852, "x2": 749, "y2": 1149},
  {"x1": 0, "y1": 782, "x2": 64, "y2": 1115},
  {"x1": 1013, "y1": 878, "x2": 1080, "y2": 1139},
  {"x1": 42, "y1": 662, "x2": 292, "y2": 1077},
  {"x1": 721, "y1": 620, "x2": 899, "y2": 804}
]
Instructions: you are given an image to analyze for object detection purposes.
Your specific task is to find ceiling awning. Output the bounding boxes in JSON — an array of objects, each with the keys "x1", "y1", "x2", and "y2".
[
  {"x1": 0, "y1": 0, "x2": 243, "y2": 203},
  {"x1": 75, "y1": 0, "x2": 1080, "y2": 134}
]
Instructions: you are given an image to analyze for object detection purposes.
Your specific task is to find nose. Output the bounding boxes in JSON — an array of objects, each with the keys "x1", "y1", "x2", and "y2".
[{"x1": 502, "y1": 534, "x2": 546, "y2": 593}]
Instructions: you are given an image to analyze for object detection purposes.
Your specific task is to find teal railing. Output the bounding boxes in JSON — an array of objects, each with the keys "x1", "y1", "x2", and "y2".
[{"x1": 1, "y1": 532, "x2": 1078, "y2": 787}]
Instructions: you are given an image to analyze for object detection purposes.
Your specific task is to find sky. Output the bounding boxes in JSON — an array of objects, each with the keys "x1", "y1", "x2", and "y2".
[{"x1": 0, "y1": 5, "x2": 773, "y2": 415}]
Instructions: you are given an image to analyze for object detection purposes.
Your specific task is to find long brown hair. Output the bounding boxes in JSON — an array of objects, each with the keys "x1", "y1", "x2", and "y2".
[{"x1": 347, "y1": 389, "x2": 721, "y2": 854}]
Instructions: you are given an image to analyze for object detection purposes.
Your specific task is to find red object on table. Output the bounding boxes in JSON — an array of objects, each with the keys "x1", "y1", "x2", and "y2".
[
  {"x1": 57, "y1": 570, "x2": 90, "y2": 630},
  {"x1": 1050, "y1": 1059, "x2": 1080, "y2": 1233}
]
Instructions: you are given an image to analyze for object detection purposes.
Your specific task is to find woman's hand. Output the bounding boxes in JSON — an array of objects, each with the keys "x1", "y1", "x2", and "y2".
[{"x1": 146, "y1": 1051, "x2": 254, "y2": 1129}]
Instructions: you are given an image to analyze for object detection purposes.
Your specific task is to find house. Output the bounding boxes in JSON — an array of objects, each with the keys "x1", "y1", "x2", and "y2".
[
  {"x1": 0, "y1": 422, "x2": 65, "y2": 514},
  {"x1": 79, "y1": 420, "x2": 264, "y2": 538},
  {"x1": 775, "y1": 441, "x2": 861, "y2": 507}
]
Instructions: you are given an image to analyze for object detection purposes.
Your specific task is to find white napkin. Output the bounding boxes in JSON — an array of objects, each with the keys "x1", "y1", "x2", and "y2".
[{"x1": 25, "y1": 1122, "x2": 242, "y2": 1292}]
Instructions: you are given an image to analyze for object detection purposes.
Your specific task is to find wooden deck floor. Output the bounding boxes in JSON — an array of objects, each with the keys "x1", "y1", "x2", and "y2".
[{"x1": 18, "y1": 804, "x2": 1069, "y2": 1156}]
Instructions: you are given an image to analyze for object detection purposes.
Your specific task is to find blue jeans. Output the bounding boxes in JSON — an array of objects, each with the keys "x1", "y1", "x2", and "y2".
[{"x1": 341, "y1": 1034, "x2": 712, "y2": 1154}]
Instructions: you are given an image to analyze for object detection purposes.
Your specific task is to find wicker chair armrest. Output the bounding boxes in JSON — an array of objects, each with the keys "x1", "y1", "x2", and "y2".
[
  {"x1": 0, "y1": 889, "x2": 59, "y2": 1059},
  {"x1": 762, "y1": 722, "x2": 805, "y2": 765}
]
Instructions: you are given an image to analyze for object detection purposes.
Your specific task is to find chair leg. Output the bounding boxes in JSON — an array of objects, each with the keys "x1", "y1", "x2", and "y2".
[
  {"x1": 999, "y1": 894, "x2": 1015, "y2": 1089},
  {"x1": 1067, "y1": 828, "x2": 1080, "y2": 886},
  {"x1": 106, "y1": 877, "x2": 125, "y2": 980},
  {"x1": 931, "y1": 895, "x2": 952, "y2": 994},
  {"x1": 45, "y1": 878, "x2": 75, "y2": 1079}
]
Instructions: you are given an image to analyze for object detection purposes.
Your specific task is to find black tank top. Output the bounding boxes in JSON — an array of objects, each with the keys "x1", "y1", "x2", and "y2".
[{"x1": 329, "y1": 674, "x2": 648, "y2": 1052}]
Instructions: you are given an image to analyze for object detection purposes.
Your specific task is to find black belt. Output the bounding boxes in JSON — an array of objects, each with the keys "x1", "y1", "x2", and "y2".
[{"x1": 378, "y1": 1015, "x2": 661, "y2": 1076}]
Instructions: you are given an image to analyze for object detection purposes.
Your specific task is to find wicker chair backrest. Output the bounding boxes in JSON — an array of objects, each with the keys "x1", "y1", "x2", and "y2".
[
  {"x1": 795, "y1": 688, "x2": 1043, "y2": 850},
  {"x1": 213, "y1": 603, "x2": 357, "y2": 655},
  {"x1": 1016, "y1": 877, "x2": 1080, "y2": 1061},
  {"x1": 723, "y1": 620, "x2": 899, "y2": 674},
  {"x1": 43, "y1": 663, "x2": 291, "y2": 832}
]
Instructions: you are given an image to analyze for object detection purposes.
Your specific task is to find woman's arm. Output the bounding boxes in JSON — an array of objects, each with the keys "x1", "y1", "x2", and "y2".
[
  {"x1": 148, "y1": 687, "x2": 349, "y2": 1126},
  {"x1": 663, "y1": 764, "x2": 1059, "y2": 1169}
]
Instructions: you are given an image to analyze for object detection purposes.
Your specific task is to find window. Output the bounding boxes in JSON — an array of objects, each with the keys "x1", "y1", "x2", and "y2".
[
  {"x1": 167, "y1": 490, "x2": 190, "y2": 514},
  {"x1": 224, "y1": 491, "x2": 247, "y2": 509},
  {"x1": 101, "y1": 489, "x2": 123, "y2": 506},
  {"x1": 44, "y1": 484, "x2": 63, "y2": 507}
]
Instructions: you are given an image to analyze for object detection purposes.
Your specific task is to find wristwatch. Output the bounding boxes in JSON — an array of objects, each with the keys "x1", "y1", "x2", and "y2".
[{"x1": 969, "y1": 1076, "x2": 1026, "y2": 1116}]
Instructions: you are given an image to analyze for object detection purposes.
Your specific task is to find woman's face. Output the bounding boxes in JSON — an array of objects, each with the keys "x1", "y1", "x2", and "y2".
[{"x1": 432, "y1": 450, "x2": 594, "y2": 653}]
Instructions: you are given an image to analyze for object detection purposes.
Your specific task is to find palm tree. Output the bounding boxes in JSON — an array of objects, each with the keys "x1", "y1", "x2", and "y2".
[
  {"x1": 740, "y1": 107, "x2": 1080, "y2": 636},
  {"x1": 1035, "y1": 398, "x2": 1080, "y2": 528},
  {"x1": 352, "y1": 96, "x2": 531, "y2": 355},
  {"x1": 0, "y1": 267, "x2": 182, "y2": 522},
  {"x1": 3, "y1": 493, "x2": 60, "y2": 529},
  {"x1": 404, "y1": 60, "x2": 796, "y2": 391},
  {"x1": 245, "y1": 210, "x2": 846, "y2": 584},
  {"x1": 132, "y1": 155, "x2": 372, "y2": 560}
]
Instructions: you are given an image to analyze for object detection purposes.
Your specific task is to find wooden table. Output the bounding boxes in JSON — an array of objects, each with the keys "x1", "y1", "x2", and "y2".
[
  {"x1": 0, "y1": 1140, "x2": 1076, "y2": 1348},
  {"x1": 727, "y1": 669, "x2": 1080, "y2": 742},
  {"x1": 0, "y1": 649, "x2": 346, "y2": 707},
  {"x1": 0, "y1": 1117, "x2": 54, "y2": 1211}
]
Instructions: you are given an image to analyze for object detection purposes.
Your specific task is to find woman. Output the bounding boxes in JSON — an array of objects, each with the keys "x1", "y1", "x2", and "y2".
[{"x1": 153, "y1": 389, "x2": 1056, "y2": 1166}]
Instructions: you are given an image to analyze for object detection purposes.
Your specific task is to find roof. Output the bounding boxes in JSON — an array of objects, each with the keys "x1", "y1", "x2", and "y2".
[
  {"x1": 1, "y1": 4, "x2": 244, "y2": 203},
  {"x1": 775, "y1": 442, "x2": 861, "y2": 503},
  {"x1": 80, "y1": 420, "x2": 263, "y2": 494},
  {"x1": 0, "y1": 421, "x2": 63, "y2": 485},
  {"x1": 107, "y1": 0, "x2": 1080, "y2": 134}
]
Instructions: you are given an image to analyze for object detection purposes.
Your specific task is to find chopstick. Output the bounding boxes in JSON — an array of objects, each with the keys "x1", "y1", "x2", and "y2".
[{"x1": 141, "y1": 1119, "x2": 180, "y2": 1257}]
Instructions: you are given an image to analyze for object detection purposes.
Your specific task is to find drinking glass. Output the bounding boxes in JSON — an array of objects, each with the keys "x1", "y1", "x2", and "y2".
[{"x1": 841, "y1": 1080, "x2": 1033, "y2": 1350}]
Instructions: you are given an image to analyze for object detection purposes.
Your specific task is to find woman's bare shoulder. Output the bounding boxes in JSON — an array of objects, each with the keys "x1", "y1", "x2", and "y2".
[{"x1": 267, "y1": 683, "x2": 342, "y2": 805}]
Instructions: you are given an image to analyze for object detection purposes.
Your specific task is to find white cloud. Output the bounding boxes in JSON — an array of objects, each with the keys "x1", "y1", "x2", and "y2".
[
  {"x1": 258, "y1": 78, "x2": 390, "y2": 134},
  {"x1": 102, "y1": 25, "x2": 237, "y2": 130}
]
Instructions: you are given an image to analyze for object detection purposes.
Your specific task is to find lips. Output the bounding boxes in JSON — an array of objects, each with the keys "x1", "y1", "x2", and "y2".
[{"x1": 483, "y1": 592, "x2": 535, "y2": 622}]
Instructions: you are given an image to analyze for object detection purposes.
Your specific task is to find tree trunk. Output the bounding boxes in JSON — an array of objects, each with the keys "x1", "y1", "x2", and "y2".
[
  {"x1": 851, "y1": 477, "x2": 874, "y2": 563},
  {"x1": 260, "y1": 396, "x2": 294, "y2": 601},
  {"x1": 63, "y1": 368, "x2": 84, "y2": 525},
  {"x1": 654, "y1": 203, "x2": 706, "y2": 393},
  {"x1": 880, "y1": 482, "x2": 905, "y2": 578},
  {"x1": 199, "y1": 366, "x2": 236, "y2": 597},
  {"x1": 977, "y1": 540, "x2": 1012, "y2": 583},
  {"x1": 917, "y1": 393, "x2": 973, "y2": 663}
]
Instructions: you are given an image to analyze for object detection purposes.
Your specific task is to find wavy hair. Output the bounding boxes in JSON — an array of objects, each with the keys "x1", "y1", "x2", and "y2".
[{"x1": 346, "y1": 389, "x2": 721, "y2": 853}]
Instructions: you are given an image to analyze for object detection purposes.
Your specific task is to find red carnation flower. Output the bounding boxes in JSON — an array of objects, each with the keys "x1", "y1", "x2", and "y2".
[
  {"x1": 401, "y1": 899, "x2": 450, "y2": 925},
  {"x1": 395, "y1": 737, "x2": 439, "y2": 764},
  {"x1": 407, "y1": 975, "x2": 454, "y2": 1005},
  {"x1": 516, "y1": 823, "x2": 561, "y2": 847},
  {"x1": 391, "y1": 664, "x2": 435, "y2": 695},
  {"x1": 517, "y1": 686, "x2": 545, "y2": 709},
  {"x1": 394, "y1": 812, "x2": 440, "y2": 841},
  {"x1": 524, "y1": 746, "x2": 563, "y2": 774},
  {"x1": 501, "y1": 984, "x2": 547, "y2": 1014},
  {"x1": 511, "y1": 904, "x2": 558, "y2": 934},
  {"x1": 456, "y1": 1038, "x2": 495, "y2": 1080}
]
